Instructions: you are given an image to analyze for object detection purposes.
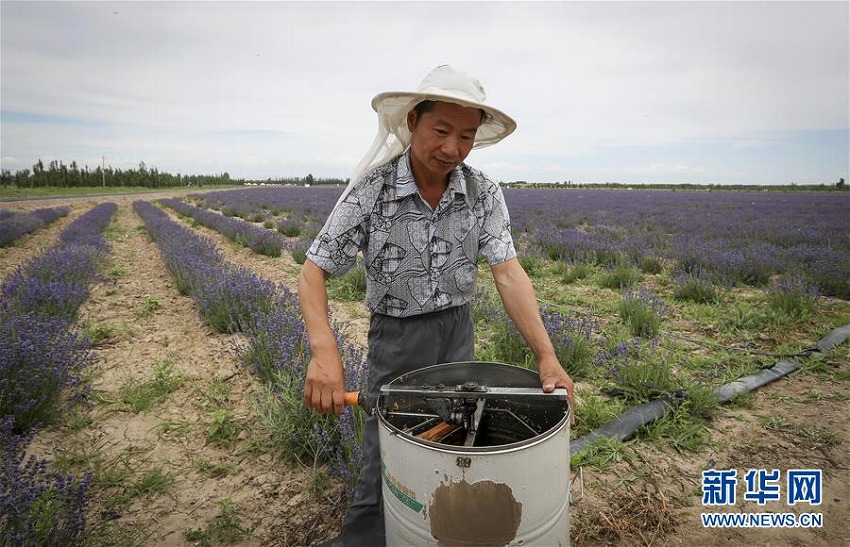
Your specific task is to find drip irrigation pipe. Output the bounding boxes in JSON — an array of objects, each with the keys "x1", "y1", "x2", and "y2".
[{"x1": 570, "y1": 324, "x2": 850, "y2": 457}]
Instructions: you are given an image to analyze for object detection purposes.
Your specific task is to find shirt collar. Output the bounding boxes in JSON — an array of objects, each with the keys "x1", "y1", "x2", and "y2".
[{"x1": 394, "y1": 151, "x2": 470, "y2": 207}]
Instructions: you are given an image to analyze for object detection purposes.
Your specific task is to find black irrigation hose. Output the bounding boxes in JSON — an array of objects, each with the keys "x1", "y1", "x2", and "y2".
[{"x1": 570, "y1": 324, "x2": 850, "y2": 457}]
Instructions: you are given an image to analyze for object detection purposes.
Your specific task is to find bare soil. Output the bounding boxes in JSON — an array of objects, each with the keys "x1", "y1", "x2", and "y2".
[{"x1": 3, "y1": 191, "x2": 847, "y2": 546}]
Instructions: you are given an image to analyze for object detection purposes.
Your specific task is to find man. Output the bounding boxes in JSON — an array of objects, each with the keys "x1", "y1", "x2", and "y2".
[{"x1": 299, "y1": 65, "x2": 574, "y2": 546}]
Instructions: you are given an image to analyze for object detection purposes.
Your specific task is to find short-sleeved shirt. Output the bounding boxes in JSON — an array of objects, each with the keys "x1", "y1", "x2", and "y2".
[{"x1": 307, "y1": 151, "x2": 516, "y2": 318}]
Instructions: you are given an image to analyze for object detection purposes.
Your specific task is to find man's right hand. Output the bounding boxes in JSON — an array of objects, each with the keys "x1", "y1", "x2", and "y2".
[{"x1": 304, "y1": 349, "x2": 346, "y2": 415}]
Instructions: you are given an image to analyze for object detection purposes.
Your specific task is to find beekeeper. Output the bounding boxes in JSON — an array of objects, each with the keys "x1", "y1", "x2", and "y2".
[{"x1": 299, "y1": 65, "x2": 575, "y2": 546}]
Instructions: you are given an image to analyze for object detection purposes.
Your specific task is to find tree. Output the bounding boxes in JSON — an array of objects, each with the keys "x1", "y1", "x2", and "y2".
[
  {"x1": 0, "y1": 169, "x2": 13, "y2": 187},
  {"x1": 838, "y1": 178, "x2": 845, "y2": 189}
]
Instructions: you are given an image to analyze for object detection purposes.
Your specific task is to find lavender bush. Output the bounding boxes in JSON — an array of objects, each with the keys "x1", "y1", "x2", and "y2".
[
  {"x1": 0, "y1": 206, "x2": 70, "y2": 247},
  {"x1": 238, "y1": 287, "x2": 307, "y2": 381},
  {"x1": 276, "y1": 219, "x2": 303, "y2": 237},
  {"x1": 1, "y1": 417, "x2": 92, "y2": 545},
  {"x1": 672, "y1": 267, "x2": 720, "y2": 304},
  {"x1": 474, "y1": 287, "x2": 601, "y2": 379},
  {"x1": 58, "y1": 203, "x2": 117, "y2": 246},
  {"x1": 2, "y1": 245, "x2": 105, "y2": 318},
  {"x1": 542, "y1": 310, "x2": 601, "y2": 378},
  {"x1": 235, "y1": 283, "x2": 368, "y2": 497}
]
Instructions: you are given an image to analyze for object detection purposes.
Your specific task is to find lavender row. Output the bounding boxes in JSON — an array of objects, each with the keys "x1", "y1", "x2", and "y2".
[
  {"x1": 1, "y1": 203, "x2": 116, "y2": 544},
  {"x1": 133, "y1": 200, "x2": 367, "y2": 494},
  {"x1": 160, "y1": 197, "x2": 290, "y2": 258},
  {"x1": 0, "y1": 206, "x2": 70, "y2": 247}
]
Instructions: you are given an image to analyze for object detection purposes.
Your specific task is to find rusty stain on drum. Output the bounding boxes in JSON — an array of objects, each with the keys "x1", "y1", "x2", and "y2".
[{"x1": 428, "y1": 479, "x2": 522, "y2": 546}]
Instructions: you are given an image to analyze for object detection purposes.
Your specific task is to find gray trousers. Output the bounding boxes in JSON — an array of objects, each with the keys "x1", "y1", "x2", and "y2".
[{"x1": 342, "y1": 304, "x2": 474, "y2": 547}]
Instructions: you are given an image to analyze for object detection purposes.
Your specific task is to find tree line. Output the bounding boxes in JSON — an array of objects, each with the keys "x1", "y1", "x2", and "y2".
[
  {"x1": 0, "y1": 160, "x2": 351, "y2": 189},
  {"x1": 0, "y1": 160, "x2": 234, "y2": 189}
]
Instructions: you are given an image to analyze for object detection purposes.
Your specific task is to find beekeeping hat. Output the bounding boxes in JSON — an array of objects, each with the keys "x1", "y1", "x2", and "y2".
[{"x1": 340, "y1": 65, "x2": 516, "y2": 203}]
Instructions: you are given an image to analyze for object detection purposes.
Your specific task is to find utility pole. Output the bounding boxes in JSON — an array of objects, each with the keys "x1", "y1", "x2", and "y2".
[{"x1": 102, "y1": 156, "x2": 106, "y2": 187}]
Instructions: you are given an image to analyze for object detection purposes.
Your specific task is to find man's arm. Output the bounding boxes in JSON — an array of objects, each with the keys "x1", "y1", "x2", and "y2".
[
  {"x1": 491, "y1": 258, "x2": 575, "y2": 418},
  {"x1": 298, "y1": 259, "x2": 346, "y2": 415}
]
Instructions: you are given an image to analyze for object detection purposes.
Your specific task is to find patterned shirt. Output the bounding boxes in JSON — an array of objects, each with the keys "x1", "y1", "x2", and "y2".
[{"x1": 307, "y1": 151, "x2": 516, "y2": 318}]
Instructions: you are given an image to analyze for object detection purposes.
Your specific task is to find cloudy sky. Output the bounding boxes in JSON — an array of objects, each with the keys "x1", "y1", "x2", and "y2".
[{"x1": 2, "y1": 1, "x2": 847, "y2": 185}]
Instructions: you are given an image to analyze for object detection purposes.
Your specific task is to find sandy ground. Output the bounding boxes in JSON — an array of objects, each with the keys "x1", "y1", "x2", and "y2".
[{"x1": 3, "y1": 191, "x2": 847, "y2": 546}]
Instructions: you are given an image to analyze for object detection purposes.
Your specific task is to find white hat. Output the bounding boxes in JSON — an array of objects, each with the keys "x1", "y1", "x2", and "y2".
[{"x1": 344, "y1": 65, "x2": 516, "y2": 195}]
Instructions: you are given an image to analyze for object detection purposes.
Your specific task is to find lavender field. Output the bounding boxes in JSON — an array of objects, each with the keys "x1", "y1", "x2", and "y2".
[
  {"x1": 505, "y1": 188, "x2": 850, "y2": 298},
  {"x1": 193, "y1": 186, "x2": 850, "y2": 298},
  {"x1": 2, "y1": 186, "x2": 848, "y2": 546}
]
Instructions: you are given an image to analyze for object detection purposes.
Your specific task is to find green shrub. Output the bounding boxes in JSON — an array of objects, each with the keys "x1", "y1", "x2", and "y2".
[
  {"x1": 638, "y1": 405, "x2": 710, "y2": 454},
  {"x1": 328, "y1": 262, "x2": 367, "y2": 301},
  {"x1": 572, "y1": 390, "x2": 627, "y2": 437},
  {"x1": 553, "y1": 260, "x2": 594, "y2": 284},
  {"x1": 204, "y1": 409, "x2": 242, "y2": 448},
  {"x1": 570, "y1": 437, "x2": 633, "y2": 470},
  {"x1": 618, "y1": 287, "x2": 669, "y2": 338},
  {"x1": 672, "y1": 271, "x2": 719, "y2": 304},
  {"x1": 119, "y1": 357, "x2": 183, "y2": 413},
  {"x1": 598, "y1": 262, "x2": 641, "y2": 290},
  {"x1": 291, "y1": 248, "x2": 307, "y2": 265},
  {"x1": 639, "y1": 255, "x2": 664, "y2": 274},
  {"x1": 766, "y1": 277, "x2": 818, "y2": 318},
  {"x1": 184, "y1": 499, "x2": 254, "y2": 544},
  {"x1": 518, "y1": 253, "x2": 543, "y2": 276},
  {"x1": 277, "y1": 220, "x2": 302, "y2": 237},
  {"x1": 136, "y1": 295, "x2": 163, "y2": 317},
  {"x1": 609, "y1": 358, "x2": 679, "y2": 404}
]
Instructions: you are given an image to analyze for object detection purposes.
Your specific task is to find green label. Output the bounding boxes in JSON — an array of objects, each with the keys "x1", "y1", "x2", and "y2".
[{"x1": 382, "y1": 462, "x2": 424, "y2": 513}]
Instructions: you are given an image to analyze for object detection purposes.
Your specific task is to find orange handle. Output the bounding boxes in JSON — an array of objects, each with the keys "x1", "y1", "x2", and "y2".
[{"x1": 344, "y1": 391, "x2": 362, "y2": 407}]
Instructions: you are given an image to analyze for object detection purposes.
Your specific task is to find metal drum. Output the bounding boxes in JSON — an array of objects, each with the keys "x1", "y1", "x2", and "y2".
[{"x1": 377, "y1": 361, "x2": 571, "y2": 546}]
